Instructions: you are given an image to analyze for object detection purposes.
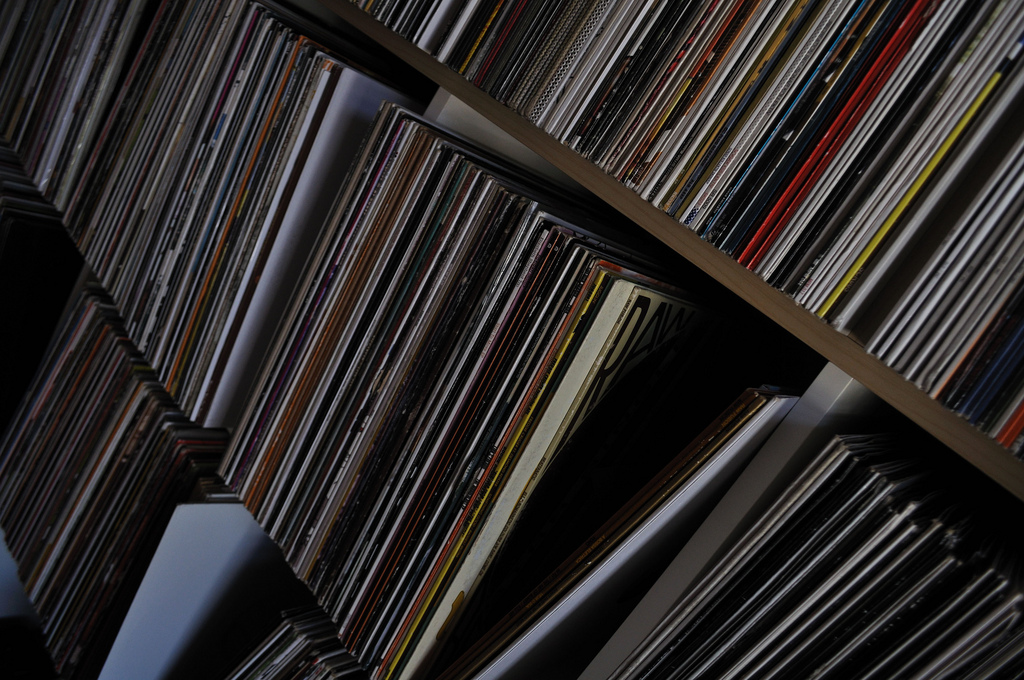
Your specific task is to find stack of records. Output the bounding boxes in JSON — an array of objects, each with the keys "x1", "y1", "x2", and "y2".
[
  {"x1": 219, "y1": 103, "x2": 717, "y2": 679},
  {"x1": 779, "y1": 2, "x2": 1024, "y2": 321},
  {"x1": 223, "y1": 606, "x2": 362, "y2": 680},
  {"x1": 604, "y1": 434, "x2": 1024, "y2": 679},
  {"x1": 0, "y1": 280, "x2": 226, "y2": 679},
  {"x1": 0, "y1": 0, "x2": 151, "y2": 204},
  {"x1": 870, "y1": 130, "x2": 1024, "y2": 455},
  {"x1": 0, "y1": 0, "x2": 425, "y2": 426}
]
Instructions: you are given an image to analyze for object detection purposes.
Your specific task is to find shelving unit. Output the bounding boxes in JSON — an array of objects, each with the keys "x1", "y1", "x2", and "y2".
[
  {"x1": 4, "y1": 1, "x2": 1024, "y2": 677},
  {"x1": 316, "y1": 0, "x2": 1024, "y2": 501}
]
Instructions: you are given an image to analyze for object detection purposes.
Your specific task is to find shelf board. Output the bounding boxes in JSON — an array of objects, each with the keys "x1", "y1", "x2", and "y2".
[{"x1": 321, "y1": 0, "x2": 1024, "y2": 501}]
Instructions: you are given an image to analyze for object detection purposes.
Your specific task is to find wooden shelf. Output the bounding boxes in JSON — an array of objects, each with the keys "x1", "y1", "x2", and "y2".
[{"x1": 320, "y1": 0, "x2": 1024, "y2": 501}]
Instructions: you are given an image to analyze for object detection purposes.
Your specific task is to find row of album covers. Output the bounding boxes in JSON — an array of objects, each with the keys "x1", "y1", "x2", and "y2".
[
  {"x1": 6, "y1": 0, "x2": 1024, "y2": 452},
  {"x1": 350, "y1": 0, "x2": 1024, "y2": 452},
  {"x1": 0, "y1": 0, "x2": 428, "y2": 428},
  {"x1": 1, "y1": 0, "x2": 1023, "y2": 459},
  {"x1": 1, "y1": 2, "x2": 1024, "y2": 680},
  {"x1": 7, "y1": 272, "x2": 1024, "y2": 680}
]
